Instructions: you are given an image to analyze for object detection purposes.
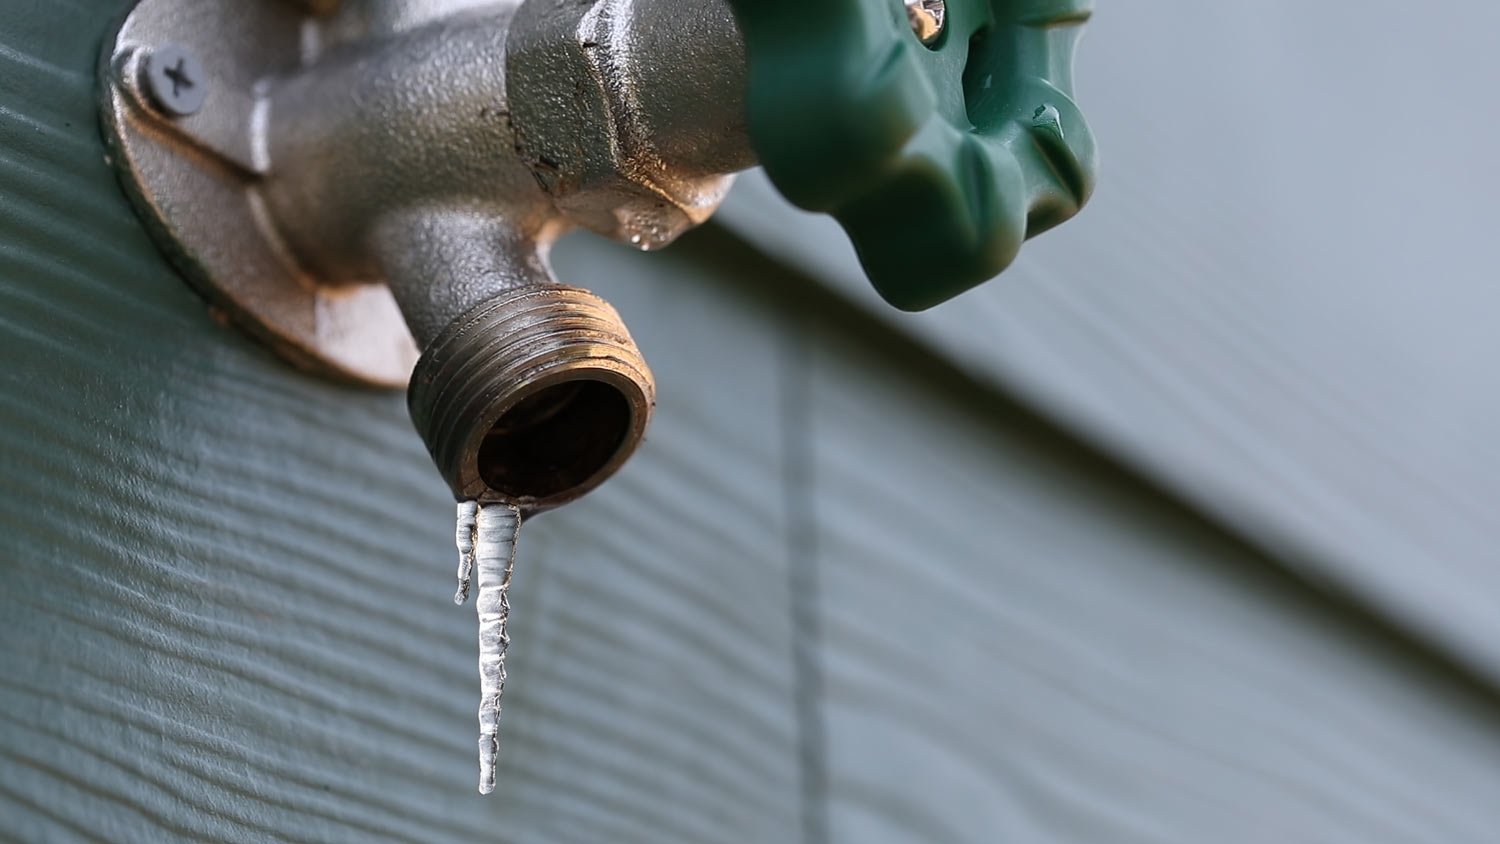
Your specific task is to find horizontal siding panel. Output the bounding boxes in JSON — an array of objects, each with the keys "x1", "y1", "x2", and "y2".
[{"x1": 800, "y1": 305, "x2": 1500, "y2": 843}]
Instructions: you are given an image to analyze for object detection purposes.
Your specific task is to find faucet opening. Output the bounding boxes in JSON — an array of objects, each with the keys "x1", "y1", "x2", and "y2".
[
  {"x1": 407, "y1": 285, "x2": 656, "y2": 513},
  {"x1": 478, "y1": 379, "x2": 633, "y2": 501}
]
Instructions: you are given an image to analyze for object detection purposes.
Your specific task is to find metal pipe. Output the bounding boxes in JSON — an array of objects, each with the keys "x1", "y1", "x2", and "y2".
[
  {"x1": 407, "y1": 285, "x2": 655, "y2": 509},
  {"x1": 504, "y1": 0, "x2": 751, "y2": 248},
  {"x1": 252, "y1": 0, "x2": 750, "y2": 510}
]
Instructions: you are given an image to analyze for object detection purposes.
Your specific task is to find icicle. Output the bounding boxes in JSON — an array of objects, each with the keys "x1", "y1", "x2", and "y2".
[
  {"x1": 474, "y1": 503, "x2": 522, "y2": 795},
  {"x1": 454, "y1": 501, "x2": 479, "y2": 605}
]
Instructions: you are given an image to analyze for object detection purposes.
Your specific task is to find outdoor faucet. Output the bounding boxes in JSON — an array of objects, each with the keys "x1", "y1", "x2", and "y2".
[
  {"x1": 100, "y1": 0, "x2": 1097, "y2": 513},
  {"x1": 253, "y1": 1, "x2": 752, "y2": 511}
]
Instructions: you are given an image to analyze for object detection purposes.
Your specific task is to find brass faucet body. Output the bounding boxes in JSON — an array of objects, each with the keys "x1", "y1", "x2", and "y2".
[{"x1": 101, "y1": 0, "x2": 752, "y2": 511}]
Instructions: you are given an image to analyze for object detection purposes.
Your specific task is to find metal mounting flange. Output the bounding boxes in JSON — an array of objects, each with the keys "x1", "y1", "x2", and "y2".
[{"x1": 99, "y1": 0, "x2": 419, "y2": 388}]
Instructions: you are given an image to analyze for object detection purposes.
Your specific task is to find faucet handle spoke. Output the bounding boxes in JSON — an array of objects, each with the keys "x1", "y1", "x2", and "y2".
[{"x1": 726, "y1": 0, "x2": 1099, "y2": 310}]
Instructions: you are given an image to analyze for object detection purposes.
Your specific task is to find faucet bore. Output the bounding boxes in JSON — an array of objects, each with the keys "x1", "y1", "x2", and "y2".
[
  {"x1": 479, "y1": 380, "x2": 631, "y2": 499},
  {"x1": 407, "y1": 286, "x2": 655, "y2": 513}
]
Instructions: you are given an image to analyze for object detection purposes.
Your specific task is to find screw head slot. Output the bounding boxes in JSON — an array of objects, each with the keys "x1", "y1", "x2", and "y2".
[{"x1": 142, "y1": 44, "x2": 207, "y2": 117}]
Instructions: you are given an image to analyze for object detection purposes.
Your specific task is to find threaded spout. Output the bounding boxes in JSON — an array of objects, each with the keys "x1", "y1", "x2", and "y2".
[{"x1": 408, "y1": 286, "x2": 655, "y2": 512}]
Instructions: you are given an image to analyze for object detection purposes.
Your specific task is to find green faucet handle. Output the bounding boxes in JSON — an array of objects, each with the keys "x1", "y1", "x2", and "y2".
[{"x1": 725, "y1": 0, "x2": 1098, "y2": 311}]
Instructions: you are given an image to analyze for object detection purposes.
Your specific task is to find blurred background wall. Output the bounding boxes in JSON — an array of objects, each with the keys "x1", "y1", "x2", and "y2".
[{"x1": 2, "y1": 1, "x2": 1499, "y2": 841}]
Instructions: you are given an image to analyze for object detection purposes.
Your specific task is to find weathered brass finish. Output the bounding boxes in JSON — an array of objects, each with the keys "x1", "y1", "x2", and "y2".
[
  {"x1": 98, "y1": 0, "x2": 752, "y2": 508},
  {"x1": 409, "y1": 287, "x2": 654, "y2": 511}
]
